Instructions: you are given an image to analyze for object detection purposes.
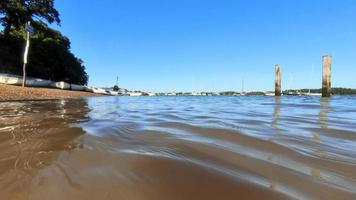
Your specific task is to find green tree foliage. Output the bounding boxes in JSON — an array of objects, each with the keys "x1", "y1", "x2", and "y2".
[
  {"x1": 0, "y1": 1, "x2": 88, "y2": 85},
  {"x1": 219, "y1": 91, "x2": 240, "y2": 96},
  {"x1": 283, "y1": 88, "x2": 356, "y2": 95},
  {"x1": 331, "y1": 88, "x2": 356, "y2": 95},
  {"x1": 0, "y1": 0, "x2": 60, "y2": 36},
  {"x1": 246, "y1": 91, "x2": 265, "y2": 96}
]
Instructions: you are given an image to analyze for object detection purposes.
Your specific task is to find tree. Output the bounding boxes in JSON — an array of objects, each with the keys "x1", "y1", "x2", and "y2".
[
  {"x1": 0, "y1": 0, "x2": 88, "y2": 85},
  {"x1": 0, "y1": 0, "x2": 60, "y2": 36},
  {"x1": 0, "y1": 19, "x2": 88, "y2": 85}
]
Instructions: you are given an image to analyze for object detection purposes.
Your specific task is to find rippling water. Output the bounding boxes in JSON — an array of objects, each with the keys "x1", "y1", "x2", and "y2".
[{"x1": 1, "y1": 96, "x2": 356, "y2": 200}]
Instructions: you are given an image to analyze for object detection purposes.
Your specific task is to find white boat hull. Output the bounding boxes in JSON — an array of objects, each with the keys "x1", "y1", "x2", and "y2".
[
  {"x1": 128, "y1": 92, "x2": 142, "y2": 96},
  {"x1": 84, "y1": 86, "x2": 94, "y2": 92},
  {"x1": 0, "y1": 73, "x2": 122, "y2": 96},
  {"x1": 0, "y1": 75, "x2": 22, "y2": 85},
  {"x1": 0, "y1": 74, "x2": 51, "y2": 87},
  {"x1": 51, "y1": 81, "x2": 71, "y2": 90},
  {"x1": 302, "y1": 93, "x2": 322, "y2": 96},
  {"x1": 70, "y1": 84, "x2": 85, "y2": 91},
  {"x1": 264, "y1": 93, "x2": 277, "y2": 96},
  {"x1": 108, "y1": 91, "x2": 119, "y2": 95},
  {"x1": 93, "y1": 88, "x2": 110, "y2": 95},
  {"x1": 29, "y1": 78, "x2": 52, "y2": 87}
]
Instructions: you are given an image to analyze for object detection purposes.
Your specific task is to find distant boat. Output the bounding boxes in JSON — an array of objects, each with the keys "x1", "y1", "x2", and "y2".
[
  {"x1": 84, "y1": 86, "x2": 94, "y2": 92},
  {"x1": 302, "y1": 65, "x2": 322, "y2": 96},
  {"x1": 108, "y1": 90, "x2": 119, "y2": 95},
  {"x1": 166, "y1": 92, "x2": 176, "y2": 96},
  {"x1": 128, "y1": 92, "x2": 142, "y2": 96},
  {"x1": 285, "y1": 74, "x2": 300, "y2": 96},
  {"x1": 302, "y1": 87, "x2": 322, "y2": 96},
  {"x1": 93, "y1": 88, "x2": 110, "y2": 95},
  {"x1": 286, "y1": 92, "x2": 301, "y2": 96},
  {"x1": 264, "y1": 93, "x2": 275, "y2": 96},
  {"x1": 143, "y1": 92, "x2": 155, "y2": 96},
  {"x1": 241, "y1": 77, "x2": 246, "y2": 96},
  {"x1": 302, "y1": 92, "x2": 322, "y2": 96},
  {"x1": 212, "y1": 92, "x2": 220, "y2": 96}
]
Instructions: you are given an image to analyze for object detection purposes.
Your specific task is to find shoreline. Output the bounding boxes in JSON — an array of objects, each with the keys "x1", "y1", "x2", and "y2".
[{"x1": 0, "y1": 84, "x2": 102, "y2": 101}]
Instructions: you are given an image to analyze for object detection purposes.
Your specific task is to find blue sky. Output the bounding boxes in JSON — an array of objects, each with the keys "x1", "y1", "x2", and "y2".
[{"x1": 52, "y1": 0, "x2": 356, "y2": 92}]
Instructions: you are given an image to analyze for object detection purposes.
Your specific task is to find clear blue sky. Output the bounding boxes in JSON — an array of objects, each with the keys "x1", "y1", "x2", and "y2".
[{"x1": 52, "y1": 0, "x2": 356, "y2": 92}]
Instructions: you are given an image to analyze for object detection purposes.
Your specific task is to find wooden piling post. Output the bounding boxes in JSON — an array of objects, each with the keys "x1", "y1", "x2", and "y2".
[
  {"x1": 322, "y1": 55, "x2": 332, "y2": 97},
  {"x1": 275, "y1": 64, "x2": 282, "y2": 96}
]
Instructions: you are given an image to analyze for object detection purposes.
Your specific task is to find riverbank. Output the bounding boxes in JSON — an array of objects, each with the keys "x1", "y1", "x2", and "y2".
[{"x1": 0, "y1": 84, "x2": 101, "y2": 101}]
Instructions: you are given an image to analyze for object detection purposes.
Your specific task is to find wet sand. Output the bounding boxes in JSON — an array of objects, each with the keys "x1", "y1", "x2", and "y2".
[
  {"x1": 1, "y1": 96, "x2": 356, "y2": 199},
  {"x1": 0, "y1": 84, "x2": 100, "y2": 101}
]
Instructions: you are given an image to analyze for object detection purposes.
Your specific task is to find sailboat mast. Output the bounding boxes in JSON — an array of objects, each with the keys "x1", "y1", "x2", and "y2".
[
  {"x1": 288, "y1": 74, "x2": 293, "y2": 93},
  {"x1": 241, "y1": 78, "x2": 244, "y2": 94},
  {"x1": 309, "y1": 65, "x2": 314, "y2": 94}
]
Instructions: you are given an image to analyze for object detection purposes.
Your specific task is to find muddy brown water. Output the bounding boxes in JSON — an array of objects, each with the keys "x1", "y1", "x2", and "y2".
[{"x1": 0, "y1": 96, "x2": 356, "y2": 200}]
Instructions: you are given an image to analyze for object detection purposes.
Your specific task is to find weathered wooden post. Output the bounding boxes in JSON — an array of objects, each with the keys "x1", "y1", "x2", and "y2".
[
  {"x1": 275, "y1": 64, "x2": 282, "y2": 96},
  {"x1": 322, "y1": 55, "x2": 332, "y2": 97}
]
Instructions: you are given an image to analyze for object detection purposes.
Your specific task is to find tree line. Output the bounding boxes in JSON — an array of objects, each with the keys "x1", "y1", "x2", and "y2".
[
  {"x1": 285, "y1": 88, "x2": 356, "y2": 95},
  {"x1": 0, "y1": 0, "x2": 88, "y2": 85}
]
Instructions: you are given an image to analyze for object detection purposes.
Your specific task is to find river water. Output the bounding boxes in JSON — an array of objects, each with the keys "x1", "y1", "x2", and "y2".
[{"x1": 0, "y1": 96, "x2": 356, "y2": 200}]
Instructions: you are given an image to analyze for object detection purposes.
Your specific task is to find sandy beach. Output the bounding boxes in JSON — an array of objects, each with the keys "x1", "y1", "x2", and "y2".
[{"x1": 0, "y1": 84, "x2": 101, "y2": 101}]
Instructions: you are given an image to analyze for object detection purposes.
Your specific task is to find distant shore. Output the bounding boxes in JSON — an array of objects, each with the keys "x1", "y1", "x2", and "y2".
[{"x1": 0, "y1": 84, "x2": 101, "y2": 101}]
